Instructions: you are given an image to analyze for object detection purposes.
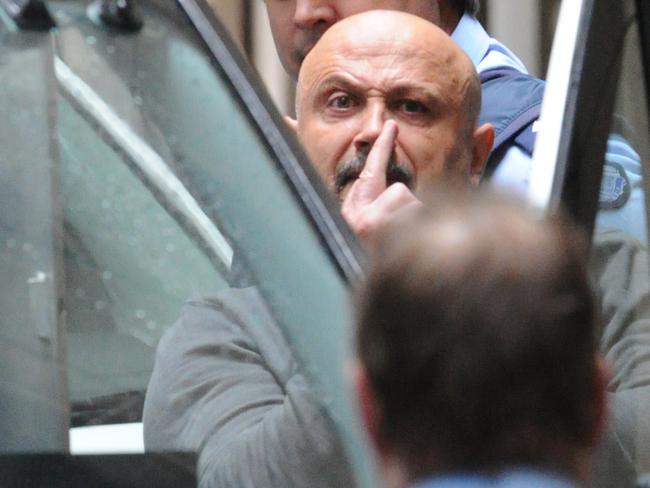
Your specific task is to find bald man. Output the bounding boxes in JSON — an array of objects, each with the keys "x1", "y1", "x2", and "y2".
[{"x1": 291, "y1": 11, "x2": 493, "y2": 240}]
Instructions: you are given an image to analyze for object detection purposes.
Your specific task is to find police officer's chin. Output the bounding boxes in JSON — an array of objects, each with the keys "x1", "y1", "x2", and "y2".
[{"x1": 293, "y1": 31, "x2": 327, "y2": 73}]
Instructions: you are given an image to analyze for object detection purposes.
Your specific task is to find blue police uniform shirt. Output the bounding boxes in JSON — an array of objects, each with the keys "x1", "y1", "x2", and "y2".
[
  {"x1": 451, "y1": 14, "x2": 533, "y2": 193},
  {"x1": 410, "y1": 468, "x2": 576, "y2": 488},
  {"x1": 452, "y1": 14, "x2": 647, "y2": 244}
]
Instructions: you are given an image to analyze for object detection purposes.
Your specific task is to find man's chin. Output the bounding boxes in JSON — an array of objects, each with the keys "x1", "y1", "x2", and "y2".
[
  {"x1": 335, "y1": 180, "x2": 357, "y2": 203},
  {"x1": 336, "y1": 185, "x2": 350, "y2": 203}
]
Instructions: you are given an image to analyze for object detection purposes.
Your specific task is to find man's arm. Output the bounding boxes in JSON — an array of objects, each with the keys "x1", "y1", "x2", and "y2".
[{"x1": 143, "y1": 288, "x2": 354, "y2": 488}]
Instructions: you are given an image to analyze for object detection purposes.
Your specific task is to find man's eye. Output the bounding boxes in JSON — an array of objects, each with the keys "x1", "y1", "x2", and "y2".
[
  {"x1": 328, "y1": 95, "x2": 356, "y2": 110},
  {"x1": 398, "y1": 100, "x2": 428, "y2": 114}
]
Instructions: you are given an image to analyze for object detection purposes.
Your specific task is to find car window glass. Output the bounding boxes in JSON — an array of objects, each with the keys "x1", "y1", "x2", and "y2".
[{"x1": 60, "y1": 91, "x2": 228, "y2": 417}]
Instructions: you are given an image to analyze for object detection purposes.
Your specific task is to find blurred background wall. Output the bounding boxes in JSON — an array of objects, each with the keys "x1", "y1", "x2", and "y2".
[{"x1": 210, "y1": 0, "x2": 562, "y2": 115}]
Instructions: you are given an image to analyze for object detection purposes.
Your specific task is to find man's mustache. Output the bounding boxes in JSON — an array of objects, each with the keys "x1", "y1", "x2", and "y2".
[{"x1": 334, "y1": 153, "x2": 414, "y2": 196}]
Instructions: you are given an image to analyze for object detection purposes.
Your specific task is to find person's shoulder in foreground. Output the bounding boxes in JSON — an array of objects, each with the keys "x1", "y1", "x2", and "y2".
[{"x1": 352, "y1": 190, "x2": 608, "y2": 488}]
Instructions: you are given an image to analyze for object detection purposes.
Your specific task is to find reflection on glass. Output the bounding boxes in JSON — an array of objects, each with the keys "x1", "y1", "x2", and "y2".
[{"x1": 59, "y1": 93, "x2": 228, "y2": 424}]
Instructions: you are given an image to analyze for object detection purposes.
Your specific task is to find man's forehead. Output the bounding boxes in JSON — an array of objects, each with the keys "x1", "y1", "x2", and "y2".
[
  {"x1": 301, "y1": 38, "x2": 461, "y2": 95},
  {"x1": 313, "y1": 23, "x2": 424, "y2": 59},
  {"x1": 307, "y1": 60, "x2": 441, "y2": 95}
]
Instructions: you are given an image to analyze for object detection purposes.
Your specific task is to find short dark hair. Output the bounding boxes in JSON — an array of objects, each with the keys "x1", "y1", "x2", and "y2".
[
  {"x1": 452, "y1": 0, "x2": 480, "y2": 16},
  {"x1": 356, "y1": 191, "x2": 599, "y2": 480}
]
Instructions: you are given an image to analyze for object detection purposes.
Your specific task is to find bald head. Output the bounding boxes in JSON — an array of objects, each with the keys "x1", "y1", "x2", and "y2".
[
  {"x1": 298, "y1": 10, "x2": 481, "y2": 125},
  {"x1": 294, "y1": 11, "x2": 492, "y2": 199}
]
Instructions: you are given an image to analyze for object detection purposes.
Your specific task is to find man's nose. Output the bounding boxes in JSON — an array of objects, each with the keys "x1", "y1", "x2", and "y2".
[
  {"x1": 294, "y1": 0, "x2": 337, "y2": 29},
  {"x1": 353, "y1": 104, "x2": 386, "y2": 153}
]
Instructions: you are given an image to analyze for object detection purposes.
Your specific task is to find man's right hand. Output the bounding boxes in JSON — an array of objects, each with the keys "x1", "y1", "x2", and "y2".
[{"x1": 341, "y1": 120, "x2": 422, "y2": 242}]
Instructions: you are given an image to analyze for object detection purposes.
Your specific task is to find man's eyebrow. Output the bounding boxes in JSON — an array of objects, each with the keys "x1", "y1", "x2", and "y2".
[{"x1": 311, "y1": 74, "x2": 363, "y2": 97}]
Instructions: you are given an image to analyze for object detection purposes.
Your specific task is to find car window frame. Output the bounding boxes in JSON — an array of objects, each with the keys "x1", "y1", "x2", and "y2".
[{"x1": 528, "y1": 0, "x2": 632, "y2": 238}]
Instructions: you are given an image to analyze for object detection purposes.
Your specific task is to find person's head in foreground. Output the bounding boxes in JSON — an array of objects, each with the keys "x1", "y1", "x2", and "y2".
[
  {"x1": 264, "y1": 0, "x2": 480, "y2": 78},
  {"x1": 353, "y1": 191, "x2": 609, "y2": 488},
  {"x1": 293, "y1": 10, "x2": 493, "y2": 240}
]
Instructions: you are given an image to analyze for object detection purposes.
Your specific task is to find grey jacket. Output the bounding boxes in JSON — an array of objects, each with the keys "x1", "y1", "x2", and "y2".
[
  {"x1": 592, "y1": 231, "x2": 650, "y2": 488},
  {"x1": 142, "y1": 287, "x2": 354, "y2": 487}
]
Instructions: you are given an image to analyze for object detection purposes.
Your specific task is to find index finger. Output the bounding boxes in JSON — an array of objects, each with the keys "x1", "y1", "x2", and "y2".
[{"x1": 353, "y1": 120, "x2": 398, "y2": 203}]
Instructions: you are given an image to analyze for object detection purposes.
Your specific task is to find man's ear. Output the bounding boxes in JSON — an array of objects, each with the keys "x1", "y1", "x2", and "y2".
[
  {"x1": 469, "y1": 123, "x2": 494, "y2": 187},
  {"x1": 285, "y1": 116, "x2": 298, "y2": 133}
]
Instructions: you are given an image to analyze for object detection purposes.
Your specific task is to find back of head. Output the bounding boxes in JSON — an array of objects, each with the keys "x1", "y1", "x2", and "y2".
[{"x1": 355, "y1": 191, "x2": 600, "y2": 482}]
